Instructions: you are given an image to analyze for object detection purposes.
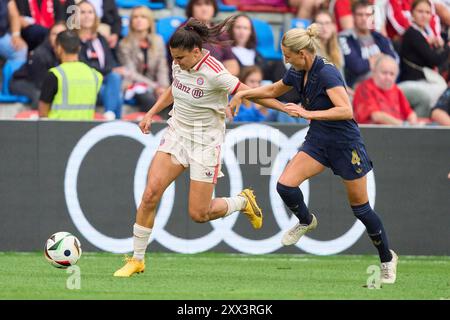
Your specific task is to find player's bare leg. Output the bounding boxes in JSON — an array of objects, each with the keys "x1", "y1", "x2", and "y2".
[
  {"x1": 114, "y1": 152, "x2": 185, "y2": 277},
  {"x1": 188, "y1": 181, "x2": 226, "y2": 221},
  {"x1": 278, "y1": 151, "x2": 326, "y2": 187},
  {"x1": 135, "y1": 152, "x2": 185, "y2": 228},
  {"x1": 342, "y1": 175, "x2": 370, "y2": 206},
  {"x1": 343, "y1": 175, "x2": 398, "y2": 284},
  {"x1": 277, "y1": 151, "x2": 325, "y2": 245},
  {"x1": 188, "y1": 180, "x2": 263, "y2": 228}
]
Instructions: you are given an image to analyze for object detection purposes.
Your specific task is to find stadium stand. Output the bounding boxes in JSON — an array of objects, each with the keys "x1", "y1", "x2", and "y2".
[
  {"x1": 116, "y1": 0, "x2": 166, "y2": 10},
  {"x1": 13, "y1": 110, "x2": 108, "y2": 120},
  {"x1": 0, "y1": 60, "x2": 29, "y2": 104},
  {"x1": 222, "y1": 0, "x2": 295, "y2": 13},
  {"x1": 121, "y1": 15, "x2": 130, "y2": 37},
  {"x1": 290, "y1": 18, "x2": 311, "y2": 29},
  {"x1": 156, "y1": 16, "x2": 186, "y2": 44},
  {"x1": 175, "y1": 0, "x2": 237, "y2": 11},
  {"x1": 252, "y1": 18, "x2": 282, "y2": 60}
]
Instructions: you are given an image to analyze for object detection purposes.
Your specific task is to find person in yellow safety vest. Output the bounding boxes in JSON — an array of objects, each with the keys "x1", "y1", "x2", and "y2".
[{"x1": 38, "y1": 30, "x2": 103, "y2": 120}]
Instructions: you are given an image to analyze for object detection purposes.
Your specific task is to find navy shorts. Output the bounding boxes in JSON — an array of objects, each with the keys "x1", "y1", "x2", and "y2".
[{"x1": 299, "y1": 138, "x2": 373, "y2": 180}]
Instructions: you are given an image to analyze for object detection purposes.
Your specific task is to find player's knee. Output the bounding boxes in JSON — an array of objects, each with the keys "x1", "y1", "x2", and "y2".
[
  {"x1": 277, "y1": 176, "x2": 304, "y2": 188},
  {"x1": 348, "y1": 193, "x2": 369, "y2": 208},
  {"x1": 277, "y1": 175, "x2": 290, "y2": 187},
  {"x1": 141, "y1": 184, "x2": 162, "y2": 207},
  {"x1": 188, "y1": 207, "x2": 210, "y2": 223},
  {"x1": 276, "y1": 181, "x2": 296, "y2": 197}
]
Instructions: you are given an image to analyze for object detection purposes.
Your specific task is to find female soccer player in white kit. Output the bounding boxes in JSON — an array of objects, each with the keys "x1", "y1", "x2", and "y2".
[{"x1": 114, "y1": 17, "x2": 287, "y2": 277}]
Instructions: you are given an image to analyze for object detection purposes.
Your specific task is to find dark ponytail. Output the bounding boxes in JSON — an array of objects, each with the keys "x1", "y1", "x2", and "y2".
[{"x1": 169, "y1": 16, "x2": 235, "y2": 51}]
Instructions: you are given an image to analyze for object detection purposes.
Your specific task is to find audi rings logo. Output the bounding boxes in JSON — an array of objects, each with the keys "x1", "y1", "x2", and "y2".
[{"x1": 64, "y1": 122, "x2": 376, "y2": 255}]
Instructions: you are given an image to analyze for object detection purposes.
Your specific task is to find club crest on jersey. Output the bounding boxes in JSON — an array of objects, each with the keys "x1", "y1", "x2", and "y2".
[
  {"x1": 192, "y1": 88, "x2": 204, "y2": 98},
  {"x1": 197, "y1": 77, "x2": 204, "y2": 85}
]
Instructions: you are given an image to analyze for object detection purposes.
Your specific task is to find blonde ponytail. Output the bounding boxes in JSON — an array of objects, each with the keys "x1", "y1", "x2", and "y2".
[{"x1": 282, "y1": 23, "x2": 321, "y2": 54}]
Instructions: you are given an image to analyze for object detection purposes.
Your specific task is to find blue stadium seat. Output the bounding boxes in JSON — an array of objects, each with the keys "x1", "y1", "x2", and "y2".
[
  {"x1": 217, "y1": 1, "x2": 237, "y2": 12},
  {"x1": 121, "y1": 15, "x2": 129, "y2": 37},
  {"x1": 115, "y1": 0, "x2": 165, "y2": 10},
  {"x1": 0, "y1": 60, "x2": 29, "y2": 103},
  {"x1": 175, "y1": 0, "x2": 236, "y2": 11},
  {"x1": 156, "y1": 16, "x2": 186, "y2": 44},
  {"x1": 290, "y1": 18, "x2": 311, "y2": 30},
  {"x1": 251, "y1": 18, "x2": 282, "y2": 61},
  {"x1": 174, "y1": 0, "x2": 188, "y2": 7}
]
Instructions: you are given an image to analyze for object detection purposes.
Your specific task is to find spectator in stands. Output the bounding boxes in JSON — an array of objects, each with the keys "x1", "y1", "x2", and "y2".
[
  {"x1": 431, "y1": 87, "x2": 450, "y2": 125},
  {"x1": 185, "y1": 0, "x2": 239, "y2": 76},
  {"x1": 386, "y1": 0, "x2": 443, "y2": 42},
  {"x1": 289, "y1": 0, "x2": 326, "y2": 20},
  {"x1": 39, "y1": 30, "x2": 102, "y2": 120},
  {"x1": 353, "y1": 55, "x2": 422, "y2": 125},
  {"x1": 14, "y1": 0, "x2": 67, "y2": 50},
  {"x1": 233, "y1": 66, "x2": 269, "y2": 122},
  {"x1": 76, "y1": 0, "x2": 124, "y2": 120},
  {"x1": 10, "y1": 22, "x2": 66, "y2": 108},
  {"x1": 0, "y1": 0, "x2": 27, "y2": 74},
  {"x1": 434, "y1": 0, "x2": 450, "y2": 27},
  {"x1": 66, "y1": 0, "x2": 122, "y2": 49},
  {"x1": 229, "y1": 14, "x2": 263, "y2": 69},
  {"x1": 329, "y1": 0, "x2": 354, "y2": 32},
  {"x1": 398, "y1": 0, "x2": 449, "y2": 117},
  {"x1": 228, "y1": 13, "x2": 301, "y2": 103},
  {"x1": 229, "y1": 14, "x2": 285, "y2": 82},
  {"x1": 117, "y1": 6, "x2": 170, "y2": 114},
  {"x1": 313, "y1": 10, "x2": 344, "y2": 72},
  {"x1": 339, "y1": 0, "x2": 398, "y2": 88}
]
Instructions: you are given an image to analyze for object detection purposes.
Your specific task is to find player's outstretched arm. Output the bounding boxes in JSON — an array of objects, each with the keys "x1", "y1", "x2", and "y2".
[
  {"x1": 285, "y1": 86, "x2": 353, "y2": 121},
  {"x1": 237, "y1": 83, "x2": 287, "y2": 113},
  {"x1": 139, "y1": 87, "x2": 174, "y2": 134},
  {"x1": 228, "y1": 80, "x2": 292, "y2": 116}
]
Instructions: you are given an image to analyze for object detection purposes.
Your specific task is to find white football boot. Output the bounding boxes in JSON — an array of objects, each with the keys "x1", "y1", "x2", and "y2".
[
  {"x1": 381, "y1": 250, "x2": 398, "y2": 284},
  {"x1": 281, "y1": 214, "x2": 318, "y2": 246}
]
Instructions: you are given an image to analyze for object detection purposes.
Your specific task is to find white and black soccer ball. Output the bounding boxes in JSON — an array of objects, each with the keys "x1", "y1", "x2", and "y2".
[{"x1": 44, "y1": 232, "x2": 82, "y2": 268}]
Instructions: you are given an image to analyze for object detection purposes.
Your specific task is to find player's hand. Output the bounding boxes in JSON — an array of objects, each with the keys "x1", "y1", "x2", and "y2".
[
  {"x1": 228, "y1": 93, "x2": 242, "y2": 116},
  {"x1": 285, "y1": 103, "x2": 310, "y2": 119},
  {"x1": 139, "y1": 113, "x2": 153, "y2": 134}
]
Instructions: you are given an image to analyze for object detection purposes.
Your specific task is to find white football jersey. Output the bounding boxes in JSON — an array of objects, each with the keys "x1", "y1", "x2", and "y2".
[{"x1": 168, "y1": 50, "x2": 240, "y2": 146}]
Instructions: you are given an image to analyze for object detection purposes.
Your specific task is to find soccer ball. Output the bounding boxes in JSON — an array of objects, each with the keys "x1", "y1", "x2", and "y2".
[{"x1": 44, "y1": 232, "x2": 82, "y2": 268}]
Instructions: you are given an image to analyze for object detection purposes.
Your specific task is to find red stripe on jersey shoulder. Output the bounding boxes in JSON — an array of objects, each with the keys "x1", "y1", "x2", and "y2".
[
  {"x1": 194, "y1": 52, "x2": 211, "y2": 71},
  {"x1": 207, "y1": 57, "x2": 223, "y2": 71},
  {"x1": 231, "y1": 82, "x2": 241, "y2": 95},
  {"x1": 205, "y1": 60, "x2": 220, "y2": 73}
]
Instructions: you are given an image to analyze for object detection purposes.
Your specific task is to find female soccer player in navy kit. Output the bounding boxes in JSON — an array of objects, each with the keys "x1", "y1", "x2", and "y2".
[{"x1": 229, "y1": 24, "x2": 398, "y2": 284}]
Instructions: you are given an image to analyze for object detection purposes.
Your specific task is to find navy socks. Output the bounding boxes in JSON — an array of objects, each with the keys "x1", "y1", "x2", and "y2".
[
  {"x1": 276, "y1": 182, "x2": 313, "y2": 225},
  {"x1": 352, "y1": 202, "x2": 393, "y2": 263}
]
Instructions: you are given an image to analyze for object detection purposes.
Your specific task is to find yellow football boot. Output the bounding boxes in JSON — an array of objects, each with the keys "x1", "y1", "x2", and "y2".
[
  {"x1": 113, "y1": 256, "x2": 145, "y2": 277},
  {"x1": 239, "y1": 189, "x2": 263, "y2": 229}
]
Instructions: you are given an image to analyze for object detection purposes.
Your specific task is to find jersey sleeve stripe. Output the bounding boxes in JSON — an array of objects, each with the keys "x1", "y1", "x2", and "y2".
[
  {"x1": 205, "y1": 61, "x2": 220, "y2": 73},
  {"x1": 231, "y1": 81, "x2": 241, "y2": 95},
  {"x1": 194, "y1": 52, "x2": 211, "y2": 71},
  {"x1": 207, "y1": 57, "x2": 223, "y2": 71}
]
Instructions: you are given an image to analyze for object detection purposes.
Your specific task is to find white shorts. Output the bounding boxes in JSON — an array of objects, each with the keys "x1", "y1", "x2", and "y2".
[{"x1": 157, "y1": 126, "x2": 224, "y2": 183}]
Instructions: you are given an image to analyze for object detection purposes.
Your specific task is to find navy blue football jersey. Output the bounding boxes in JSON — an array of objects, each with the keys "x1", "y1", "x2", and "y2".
[{"x1": 282, "y1": 56, "x2": 362, "y2": 142}]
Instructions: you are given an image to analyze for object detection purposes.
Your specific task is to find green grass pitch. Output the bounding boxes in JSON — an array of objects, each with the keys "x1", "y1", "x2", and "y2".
[{"x1": 0, "y1": 252, "x2": 449, "y2": 299}]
